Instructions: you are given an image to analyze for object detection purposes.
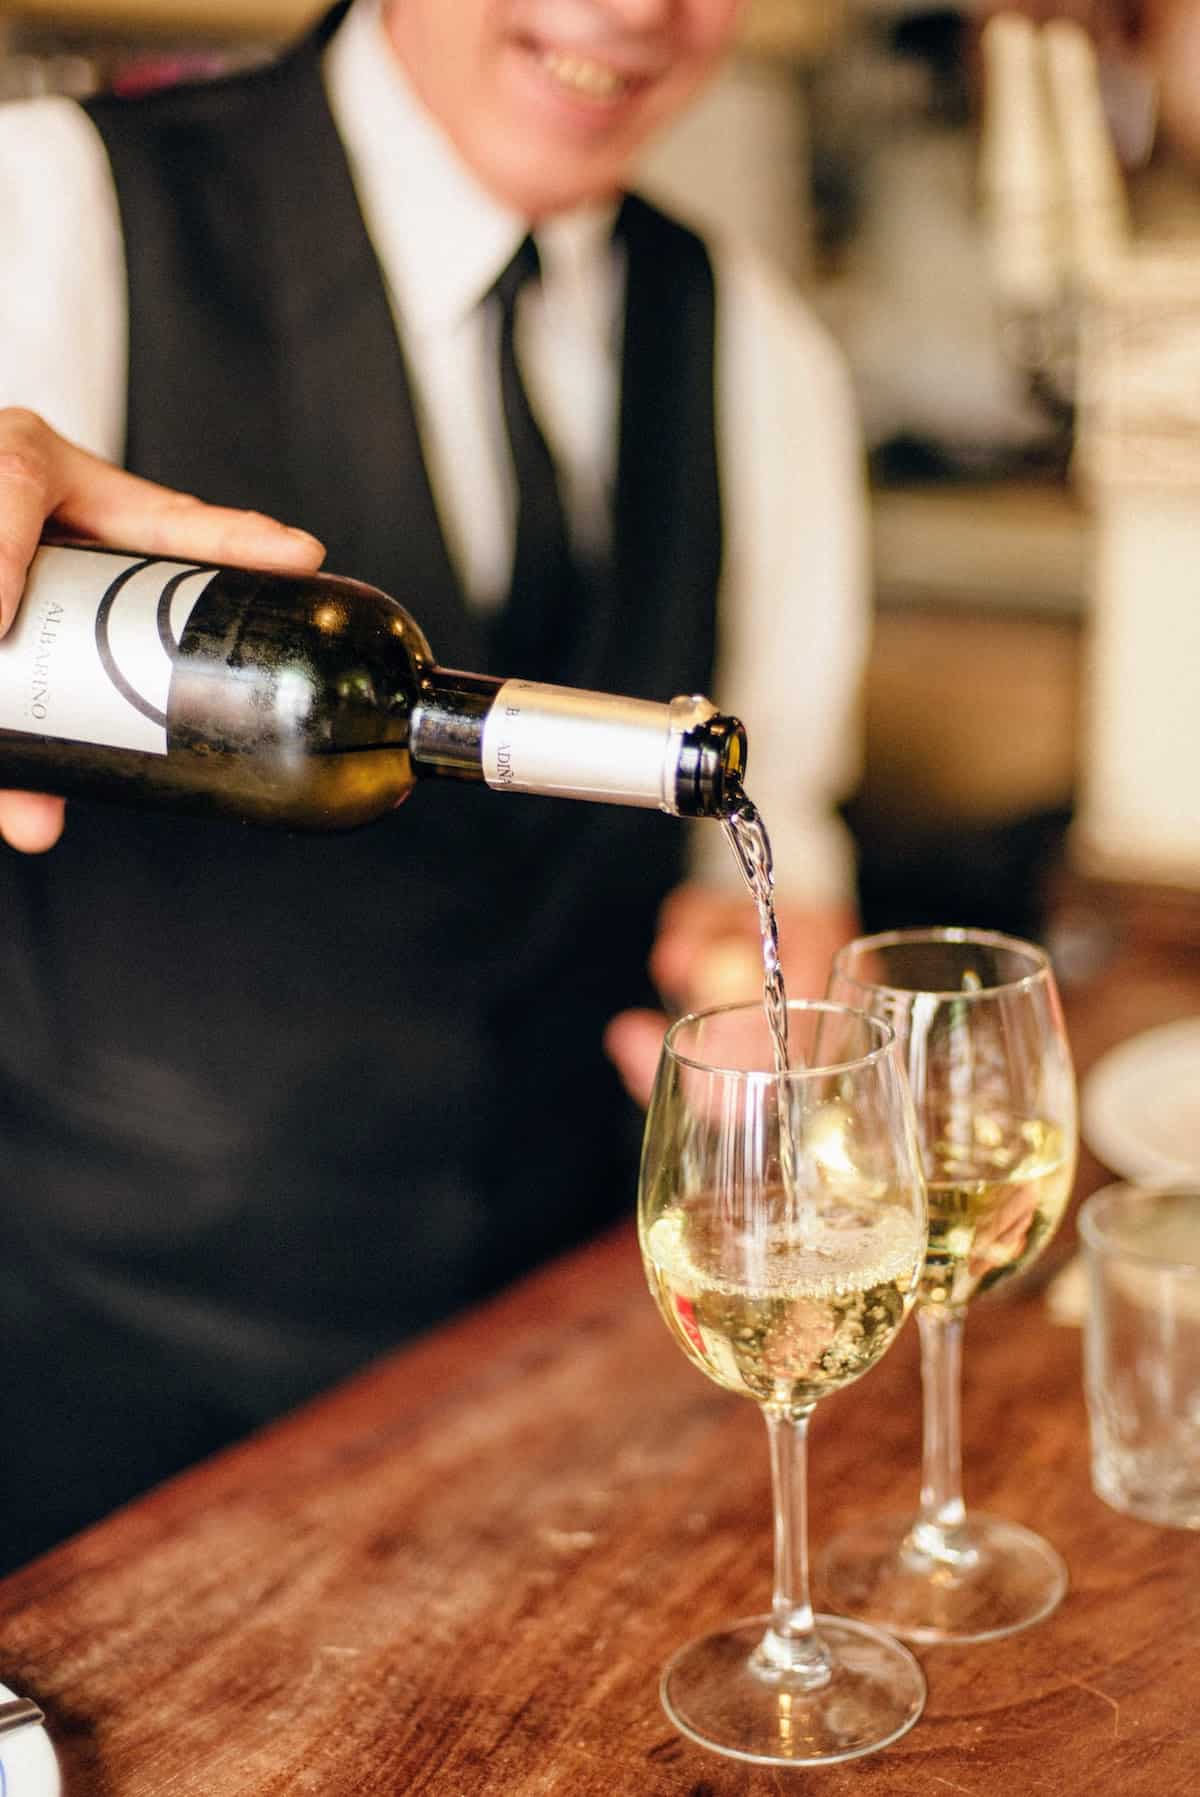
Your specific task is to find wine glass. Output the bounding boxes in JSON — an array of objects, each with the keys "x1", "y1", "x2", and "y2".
[
  {"x1": 819, "y1": 928, "x2": 1078, "y2": 1644},
  {"x1": 638, "y1": 999, "x2": 928, "y2": 1767}
]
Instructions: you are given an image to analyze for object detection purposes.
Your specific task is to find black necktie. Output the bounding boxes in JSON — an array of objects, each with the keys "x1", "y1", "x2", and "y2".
[{"x1": 487, "y1": 235, "x2": 576, "y2": 684}]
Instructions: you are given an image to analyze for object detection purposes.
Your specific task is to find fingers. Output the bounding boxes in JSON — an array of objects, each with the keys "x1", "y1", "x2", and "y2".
[
  {"x1": 649, "y1": 886, "x2": 746, "y2": 999},
  {"x1": 58, "y1": 474, "x2": 326, "y2": 579},
  {"x1": 0, "y1": 792, "x2": 66, "y2": 853},
  {"x1": 0, "y1": 408, "x2": 325, "y2": 636},
  {"x1": 649, "y1": 884, "x2": 860, "y2": 1016},
  {"x1": 684, "y1": 938, "x2": 766, "y2": 1006},
  {"x1": 604, "y1": 1008, "x2": 669, "y2": 1108},
  {"x1": 0, "y1": 411, "x2": 60, "y2": 637}
]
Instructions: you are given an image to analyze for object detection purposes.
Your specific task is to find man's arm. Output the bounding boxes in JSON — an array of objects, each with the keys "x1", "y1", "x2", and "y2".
[
  {"x1": 696, "y1": 238, "x2": 871, "y2": 916},
  {"x1": 605, "y1": 239, "x2": 870, "y2": 1104}
]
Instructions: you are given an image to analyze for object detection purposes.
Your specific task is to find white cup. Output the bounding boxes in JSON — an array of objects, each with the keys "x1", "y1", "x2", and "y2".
[{"x1": 1081, "y1": 1183, "x2": 1200, "y2": 1528}]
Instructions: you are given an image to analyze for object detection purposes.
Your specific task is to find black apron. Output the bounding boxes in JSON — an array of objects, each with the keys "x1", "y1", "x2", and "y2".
[{"x1": 0, "y1": 2, "x2": 722, "y2": 1569}]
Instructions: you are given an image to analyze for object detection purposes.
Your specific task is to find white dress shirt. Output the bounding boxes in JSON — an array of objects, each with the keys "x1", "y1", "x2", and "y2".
[{"x1": 0, "y1": 0, "x2": 868, "y2": 901}]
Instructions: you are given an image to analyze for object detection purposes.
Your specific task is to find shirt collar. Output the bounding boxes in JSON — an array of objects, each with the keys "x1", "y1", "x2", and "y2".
[{"x1": 324, "y1": 0, "x2": 619, "y2": 338}]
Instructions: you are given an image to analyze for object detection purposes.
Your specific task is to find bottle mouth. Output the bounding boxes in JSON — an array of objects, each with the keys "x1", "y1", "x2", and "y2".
[{"x1": 674, "y1": 708, "x2": 747, "y2": 818}]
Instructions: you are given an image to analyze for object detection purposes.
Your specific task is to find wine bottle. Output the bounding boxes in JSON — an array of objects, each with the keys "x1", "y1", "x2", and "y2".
[{"x1": 0, "y1": 543, "x2": 746, "y2": 829}]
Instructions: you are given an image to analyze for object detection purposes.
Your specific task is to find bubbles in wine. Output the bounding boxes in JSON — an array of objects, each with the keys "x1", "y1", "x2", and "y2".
[{"x1": 645, "y1": 1196, "x2": 923, "y2": 1407}]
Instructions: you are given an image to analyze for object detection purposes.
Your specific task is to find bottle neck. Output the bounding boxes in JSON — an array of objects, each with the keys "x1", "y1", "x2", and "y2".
[
  {"x1": 410, "y1": 672, "x2": 744, "y2": 819},
  {"x1": 408, "y1": 668, "x2": 499, "y2": 781}
]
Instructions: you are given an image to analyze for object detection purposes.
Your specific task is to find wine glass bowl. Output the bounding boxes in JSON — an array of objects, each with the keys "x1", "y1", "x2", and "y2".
[
  {"x1": 638, "y1": 1000, "x2": 929, "y2": 1766},
  {"x1": 818, "y1": 928, "x2": 1078, "y2": 1645}
]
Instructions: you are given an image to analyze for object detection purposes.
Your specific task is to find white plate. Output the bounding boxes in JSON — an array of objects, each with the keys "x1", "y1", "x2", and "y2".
[
  {"x1": 0, "y1": 1684, "x2": 59, "y2": 1797},
  {"x1": 1082, "y1": 1017, "x2": 1200, "y2": 1184}
]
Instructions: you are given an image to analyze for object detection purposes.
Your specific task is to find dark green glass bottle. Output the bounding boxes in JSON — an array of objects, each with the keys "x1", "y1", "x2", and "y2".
[{"x1": 0, "y1": 543, "x2": 746, "y2": 829}]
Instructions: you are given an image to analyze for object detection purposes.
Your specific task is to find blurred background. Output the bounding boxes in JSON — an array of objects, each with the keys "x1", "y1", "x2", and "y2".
[{"x1": 4, "y1": 0, "x2": 1198, "y2": 945}]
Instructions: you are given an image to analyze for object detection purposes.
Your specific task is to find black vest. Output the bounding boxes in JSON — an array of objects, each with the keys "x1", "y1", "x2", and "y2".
[{"x1": 0, "y1": 5, "x2": 720, "y2": 1565}]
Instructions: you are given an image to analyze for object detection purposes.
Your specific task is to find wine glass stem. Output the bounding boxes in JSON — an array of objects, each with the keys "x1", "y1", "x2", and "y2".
[
  {"x1": 757, "y1": 1406, "x2": 833, "y2": 1686},
  {"x1": 913, "y1": 1304, "x2": 971, "y2": 1560}
]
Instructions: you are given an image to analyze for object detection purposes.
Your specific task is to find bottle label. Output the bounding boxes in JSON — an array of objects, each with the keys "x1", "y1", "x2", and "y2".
[
  {"x1": 0, "y1": 546, "x2": 217, "y2": 755},
  {"x1": 481, "y1": 679, "x2": 680, "y2": 810}
]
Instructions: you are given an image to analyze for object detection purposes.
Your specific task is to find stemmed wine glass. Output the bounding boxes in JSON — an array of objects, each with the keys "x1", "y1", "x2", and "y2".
[
  {"x1": 638, "y1": 999, "x2": 929, "y2": 1767},
  {"x1": 819, "y1": 928, "x2": 1078, "y2": 1643}
]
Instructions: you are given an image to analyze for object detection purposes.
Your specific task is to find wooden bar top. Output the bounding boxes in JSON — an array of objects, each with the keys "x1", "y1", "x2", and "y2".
[{"x1": 1, "y1": 887, "x2": 1197, "y2": 1795}]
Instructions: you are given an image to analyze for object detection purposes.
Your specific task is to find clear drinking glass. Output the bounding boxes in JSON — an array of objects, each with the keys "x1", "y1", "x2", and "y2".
[
  {"x1": 638, "y1": 1000, "x2": 929, "y2": 1767},
  {"x1": 818, "y1": 928, "x2": 1078, "y2": 1643},
  {"x1": 1081, "y1": 1183, "x2": 1200, "y2": 1529}
]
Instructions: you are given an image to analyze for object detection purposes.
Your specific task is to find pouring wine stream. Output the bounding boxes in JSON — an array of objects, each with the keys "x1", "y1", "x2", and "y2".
[{"x1": 721, "y1": 788, "x2": 813, "y2": 1231}]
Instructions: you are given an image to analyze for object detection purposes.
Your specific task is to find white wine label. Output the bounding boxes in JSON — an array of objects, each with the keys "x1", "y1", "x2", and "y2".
[
  {"x1": 0, "y1": 546, "x2": 217, "y2": 755},
  {"x1": 481, "y1": 681, "x2": 711, "y2": 810}
]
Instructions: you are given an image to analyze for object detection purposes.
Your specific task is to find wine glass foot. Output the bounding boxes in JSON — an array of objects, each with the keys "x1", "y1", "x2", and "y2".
[
  {"x1": 660, "y1": 1613, "x2": 925, "y2": 1767},
  {"x1": 818, "y1": 1512, "x2": 1068, "y2": 1645}
]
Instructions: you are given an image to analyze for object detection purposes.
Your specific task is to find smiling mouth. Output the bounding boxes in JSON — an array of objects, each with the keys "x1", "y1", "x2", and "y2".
[{"x1": 535, "y1": 45, "x2": 647, "y2": 103}]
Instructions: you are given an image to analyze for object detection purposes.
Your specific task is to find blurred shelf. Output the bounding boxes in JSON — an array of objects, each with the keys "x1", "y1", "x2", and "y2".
[
  {"x1": 872, "y1": 479, "x2": 1090, "y2": 618},
  {"x1": 4, "y1": 0, "x2": 323, "y2": 38},
  {"x1": 862, "y1": 477, "x2": 1087, "y2": 828},
  {"x1": 741, "y1": 0, "x2": 847, "y2": 61},
  {"x1": 861, "y1": 603, "x2": 1081, "y2": 826}
]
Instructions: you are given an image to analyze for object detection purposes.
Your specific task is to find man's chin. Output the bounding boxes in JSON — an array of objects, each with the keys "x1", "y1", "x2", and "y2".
[{"x1": 483, "y1": 145, "x2": 629, "y2": 219}]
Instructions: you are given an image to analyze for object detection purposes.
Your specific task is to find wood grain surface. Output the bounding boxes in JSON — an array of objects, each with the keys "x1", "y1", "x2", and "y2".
[{"x1": 0, "y1": 880, "x2": 1196, "y2": 1796}]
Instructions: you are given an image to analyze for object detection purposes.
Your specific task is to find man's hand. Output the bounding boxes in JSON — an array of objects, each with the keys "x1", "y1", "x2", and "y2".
[
  {"x1": 604, "y1": 881, "x2": 859, "y2": 1108},
  {"x1": 0, "y1": 407, "x2": 325, "y2": 851}
]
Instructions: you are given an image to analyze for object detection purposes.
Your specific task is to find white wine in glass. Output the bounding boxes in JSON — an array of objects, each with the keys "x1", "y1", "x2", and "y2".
[
  {"x1": 819, "y1": 928, "x2": 1078, "y2": 1644},
  {"x1": 638, "y1": 999, "x2": 929, "y2": 1767}
]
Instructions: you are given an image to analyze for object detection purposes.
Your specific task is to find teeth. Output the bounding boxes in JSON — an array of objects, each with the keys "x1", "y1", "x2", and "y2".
[{"x1": 541, "y1": 50, "x2": 629, "y2": 100}]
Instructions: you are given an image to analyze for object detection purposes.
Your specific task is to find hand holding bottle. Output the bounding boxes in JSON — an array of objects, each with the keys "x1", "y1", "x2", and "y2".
[{"x1": 0, "y1": 406, "x2": 325, "y2": 851}]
